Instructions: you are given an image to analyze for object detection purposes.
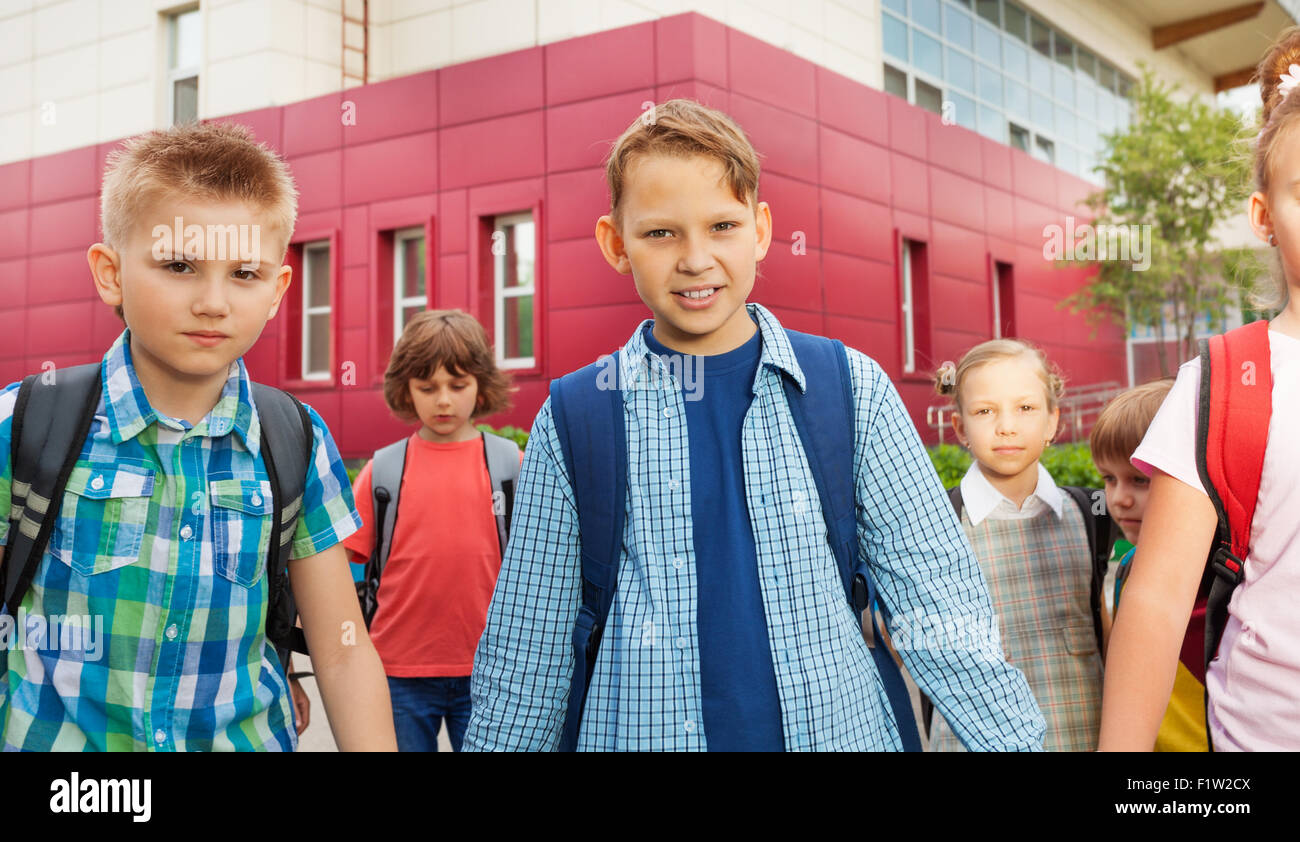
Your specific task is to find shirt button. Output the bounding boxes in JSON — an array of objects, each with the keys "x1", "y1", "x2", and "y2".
[
  {"x1": 675, "y1": 636, "x2": 688, "y2": 649},
  {"x1": 663, "y1": 407, "x2": 675, "y2": 418},
  {"x1": 154, "y1": 729, "x2": 166, "y2": 745},
  {"x1": 165, "y1": 624, "x2": 178, "y2": 640},
  {"x1": 668, "y1": 479, "x2": 679, "y2": 491},
  {"x1": 672, "y1": 557, "x2": 684, "y2": 570},
  {"x1": 250, "y1": 494, "x2": 262, "y2": 507},
  {"x1": 684, "y1": 719, "x2": 696, "y2": 733},
  {"x1": 180, "y1": 524, "x2": 193, "y2": 540},
  {"x1": 90, "y1": 475, "x2": 105, "y2": 491}
]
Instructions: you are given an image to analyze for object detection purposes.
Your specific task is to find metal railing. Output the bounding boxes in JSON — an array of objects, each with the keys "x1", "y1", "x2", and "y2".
[{"x1": 927, "y1": 380, "x2": 1125, "y2": 446}]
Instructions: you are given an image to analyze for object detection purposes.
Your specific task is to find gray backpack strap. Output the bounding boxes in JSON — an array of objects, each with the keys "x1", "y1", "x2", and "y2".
[
  {"x1": 481, "y1": 431, "x2": 521, "y2": 557},
  {"x1": 370, "y1": 438, "x2": 408, "y2": 579}
]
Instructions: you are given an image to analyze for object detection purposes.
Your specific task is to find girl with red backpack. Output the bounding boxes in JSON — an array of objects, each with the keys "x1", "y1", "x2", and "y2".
[{"x1": 1100, "y1": 28, "x2": 1300, "y2": 751}]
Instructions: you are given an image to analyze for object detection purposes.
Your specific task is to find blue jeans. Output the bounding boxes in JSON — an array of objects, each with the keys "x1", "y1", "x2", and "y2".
[{"x1": 386, "y1": 676, "x2": 472, "y2": 752}]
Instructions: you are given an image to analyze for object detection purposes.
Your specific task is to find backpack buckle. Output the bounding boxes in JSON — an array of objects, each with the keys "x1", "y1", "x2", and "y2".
[
  {"x1": 851, "y1": 572, "x2": 869, "y2": 615},
  {"x1": 586, "y1": 621, "x2": 603, "y2": 661},
  {"x1": 1211, "y1": 546, "x2": 1245, "y2": 585}
]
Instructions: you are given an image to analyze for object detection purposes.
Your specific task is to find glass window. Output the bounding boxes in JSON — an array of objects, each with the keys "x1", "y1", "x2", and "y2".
[
  {"x1": 978, "y1": 104, "x2": 1005, "y2": 141},
  {"x1": 1031, "y1": 91, "x2": 1053, "y2": 129},
  {"x1": 977, "y1": 63, "x2": 1002, "y2": 105},
  {"x1": 169, "y1": 8, "x2": 200, "y2": 70},
  {"x1": 913, "y1": 28, "x2": 943, "y2": 79},
  {"x1": 172, "y1": 76, "x2": 197, "y2": 126},
  {"x1": 1054, "y1": 64, "x2": 1074, "y2": 105},
  {"x1": 1078, "y1": 119, "x2": 1098, "y2": 155},
  {"x1": 1053, "y1": 32, "x2": 1074, "y2": 70},
  {"x1": 1055, "y1": 104, "x2": 1075, "y2": 139},
  {"x1": 301, "y1": 241, "x2": 331, "y2": 380},
  {"x1": 1116, "y1": 100, "x2": 1132, "y2": 132},
  {"x1": 1033, "y1": 134, "x2": 1055, "y2": 164},
  {"x1": 1030, "y1": 52, "x2": 1052, "y2": 92},
  {"x1": 1003, "y1": 0, "x2": 1027, "y2": 40},
  {"x1": 1078, "y1": 149, "x2": 1096, "y2": 181},
  {"x1": 394, "y1": 228, "x2": 426, "y2": 340},
  {"x1": 884, "y1": 14, "x2": 908, "y2": 62},
  {"x1": 913, "y1": 0, "x2": 941, "y2": 34},
  {"x1": 976, "y1": 0, "x2": 999, "y2": 26},
  {"x1": 1098, "y1": 89, "x2": 1117, "y2": 132},
  {"x1": 1057, "y1": 143, "x2": 1077, "y2": 174},
  {"x1": 1003, "y1": 38, "x2": 1027, "y2": 79},
  {"x1": 1076, "y1": 48, "x2": 1096, "y2": 79},
  {"x1": 1005, "y1": 79, "x2": 1029, "y2": 119},
  {"x1": 975, "y1": 20, "x2": 1000, "y2": 64},
  {"x1": 493, "y1": 211, "x2": 535, "y2": 368},
  {"x1": 1118, "y1": 75, "x2": 1133, "y2": 99},
  {"x1": 883, "y1": 0, "x2": 907, "y2": 12},
  {"x1": 945, "y1": 47, "x2": 975, "y2": 93},
  {"x1": 168, "y1": 9, "x2": 200, "y2": 127},
  {"x1": 1076, "y1": 74, "x2": 1096, "y2": 117},
  {"x1": 884, "y1": 64, "x2": 909, "y2": 99},
  {"x1": 1009, "y1": 123, "x2": 1030, "y2": 151},
  {"x1": 1030, "y1": 16, "x2": 1051, "y2": 58},
  {"x1": 916, "y1": 78, "x2": 944, "y2": 114},
  {"x1": 1099, "y1": 62, "x2": 1116, "y2": 93},
  {"x1": 944, "y1": 2, "x2": 973, "y2": 49},
  {"x1": 948, "y1": 90, "x2": 977, "y2": 129}
]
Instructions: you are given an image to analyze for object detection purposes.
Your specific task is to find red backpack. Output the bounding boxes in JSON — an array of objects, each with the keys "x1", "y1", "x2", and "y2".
[{"x1": 1195, "y1": 319, "x2": 1273, "y2": 742}]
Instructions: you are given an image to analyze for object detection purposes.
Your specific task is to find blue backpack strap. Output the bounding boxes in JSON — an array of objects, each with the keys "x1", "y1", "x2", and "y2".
[
  {"x1": 781, "y1": 330, "x2": 923, "y2": 752},
  {"x1": 549, "y1": 351, "x2": 627, "y2": 752}
]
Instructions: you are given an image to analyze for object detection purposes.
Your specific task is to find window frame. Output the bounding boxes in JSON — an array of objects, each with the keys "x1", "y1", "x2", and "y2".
[
  {"x1": 280, "y1": 229, "x2": 339, "y2": 391},
  {"x1": 166, "y1": 6, "x2": 201, "y2": 126},
  {"x1": 491, "y1": 210, "x2": 538, "y2": 372}
]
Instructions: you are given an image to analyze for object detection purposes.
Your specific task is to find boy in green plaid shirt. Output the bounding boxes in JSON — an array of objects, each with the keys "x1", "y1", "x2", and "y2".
[{"x1": 0, "y1": 122, "x2": 396, "y2": 751}]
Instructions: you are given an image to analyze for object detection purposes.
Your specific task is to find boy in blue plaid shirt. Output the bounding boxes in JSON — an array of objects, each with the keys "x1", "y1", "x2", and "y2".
[
  {"x1": 0, "y1": 122, "x2": 395, "y2": 751},
  {"x1": 464, "y1": 100, "x2": 1044, "y2": 751}
]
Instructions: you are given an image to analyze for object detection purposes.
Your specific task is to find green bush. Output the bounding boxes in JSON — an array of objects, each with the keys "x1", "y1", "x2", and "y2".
[
  {"x1": 927, "y1": 441, "x2": 1103, "y2": 490},
  {"x1": 478, "y1": 423, "x2": 530, "y2": 449}
]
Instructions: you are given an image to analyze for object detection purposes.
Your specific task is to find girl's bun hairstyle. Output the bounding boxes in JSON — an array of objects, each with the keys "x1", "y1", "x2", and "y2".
[{"x1": 932, "y1": 338, "x2": 1066, "y2": 416}]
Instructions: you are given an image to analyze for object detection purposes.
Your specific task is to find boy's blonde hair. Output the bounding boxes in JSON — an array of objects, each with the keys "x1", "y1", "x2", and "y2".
[
  {"x1": 1089, "y1": 378, "x2": 1174, "y2": 467},
  {"x1": 933, "y1": 338, "x2": 1067, "y2": 416},
  {"x1": 99, "y1": 121, "x2": 299, "y2": 319},
  {"x1": 384, "y1": 310, "x2": 513, "y2": 423},
  {"x1": 604, "y1": 98, "x2": 763, "y2": 229}
]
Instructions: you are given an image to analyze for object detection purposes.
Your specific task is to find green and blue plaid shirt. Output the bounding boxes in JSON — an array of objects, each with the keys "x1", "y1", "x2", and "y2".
[{"x1": 0, "y1": 329, "x2": 362, "y2": 751}]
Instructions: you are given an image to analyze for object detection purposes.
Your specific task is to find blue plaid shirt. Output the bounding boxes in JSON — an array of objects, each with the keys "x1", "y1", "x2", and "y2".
[
  {"x1": 0, "y1": 329, "x2": 362, "y2": 751},
  {"x1": 465, "y1": 303, "x2": 1045, "y2": 751}
]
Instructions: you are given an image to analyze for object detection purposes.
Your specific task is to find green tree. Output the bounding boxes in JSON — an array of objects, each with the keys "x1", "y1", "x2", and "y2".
[{"x1": 1062, "y1": 67, "x2": 1253, "y2": 376}]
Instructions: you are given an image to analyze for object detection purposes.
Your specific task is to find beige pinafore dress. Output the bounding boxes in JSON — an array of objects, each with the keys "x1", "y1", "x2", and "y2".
[{"x1": 929, "y1": 499, "x2": 1104, "y2": 751}]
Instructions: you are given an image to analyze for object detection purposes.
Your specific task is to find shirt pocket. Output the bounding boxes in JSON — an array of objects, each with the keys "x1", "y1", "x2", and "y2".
[
  {"x1": 50, "y1": 461, "x2": 155, "y2": 577},
  {"x1": 209, "y1": 478, "x2": 274, "y2": 588},
  {"x1": 1062, "y1": 625, "x2": 1099, "y2": 657}
]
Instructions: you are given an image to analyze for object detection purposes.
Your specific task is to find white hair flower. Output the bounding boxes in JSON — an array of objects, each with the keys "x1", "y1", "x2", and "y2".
[{"x1": 1280, "y1": 63, "x2": 1300, "y2": 101}]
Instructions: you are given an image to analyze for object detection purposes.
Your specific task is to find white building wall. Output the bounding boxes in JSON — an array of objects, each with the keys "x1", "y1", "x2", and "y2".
[{"x1": 0, "y1": 0, "x2": 1248, "y2": 165}]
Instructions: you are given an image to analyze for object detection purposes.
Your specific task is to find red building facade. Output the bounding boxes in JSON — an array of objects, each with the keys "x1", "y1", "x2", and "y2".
[{"x1": 0, "y1": 12, "x2": 1123, "y2": 458}]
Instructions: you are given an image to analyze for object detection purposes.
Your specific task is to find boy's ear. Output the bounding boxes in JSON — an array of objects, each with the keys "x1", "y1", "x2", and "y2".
[
  {"x1": 595, "y1": 215, "x2": 632, "y2": 275},
  {"x1": 265, "y1": 263, "x2": 293, "y2": 321},
  {"x1": 753, "y1": 200, "x2": 773, "y2": 262},
  {"x1": 88, "y1": 243, "x2": 124, "y2": 309}
]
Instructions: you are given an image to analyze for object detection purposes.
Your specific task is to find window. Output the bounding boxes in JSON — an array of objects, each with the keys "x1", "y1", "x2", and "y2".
[
  {"x1": 167, "y1": 8, "x2": 200, "y2": 126},
  {"x1": 1009, "y1": 123, "x2": 1030, "y2": 152},
  {"x1": 993, "y1": 260, "x2": 1015, "y2": 338},
  {"x1": 884, "y1": 64, "x2": 909, "y2": 99},
  {"x1": 900, "y1": 238, "x2": 931, "y2": 375},
  {"x1": 493, "y1": 212, "x2": 535, "y2": 369},
  {"x1": 1034, "y1": 135, "x2": 1055, "y2": 164},
  {"x1": 393, "y1": 227, "x2": 427, "y2": 342},
  {"x1": 916, "y1": 79, "x2": 943, "y2": 114},
  {"x1": 301, "y1": 241, "x2": 331, "y2": 380}
]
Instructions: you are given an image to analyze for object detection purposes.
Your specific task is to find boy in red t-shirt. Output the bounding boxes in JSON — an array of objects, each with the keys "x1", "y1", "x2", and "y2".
[{"x1": 344, "y1": 310, "x2": 519, "y2": 751}]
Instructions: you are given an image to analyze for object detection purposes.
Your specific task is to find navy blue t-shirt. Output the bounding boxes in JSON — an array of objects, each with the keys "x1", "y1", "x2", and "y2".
[{"x1": 643, "y1": 319, "x2": 785, "y2": 751}]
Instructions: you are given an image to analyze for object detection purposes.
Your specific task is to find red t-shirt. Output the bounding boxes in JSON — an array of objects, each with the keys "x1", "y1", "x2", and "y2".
[{"x1": 344, "y1": 432, "x2": 515, "y2": 677}]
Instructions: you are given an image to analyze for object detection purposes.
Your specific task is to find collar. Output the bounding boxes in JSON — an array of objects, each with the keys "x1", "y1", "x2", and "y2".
[
  {"x1": 100, "y1": 328, "x2": 261, "y2": 454},
  {"x1": 959, "y1": 460, "x2": 1065, "y2": 526},
  {"x1": 620, "y1": 302, "x2": 805, "y2": 396}
]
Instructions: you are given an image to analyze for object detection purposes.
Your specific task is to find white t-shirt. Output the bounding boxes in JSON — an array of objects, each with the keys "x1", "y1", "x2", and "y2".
[{"x1": 1130, "y1": 328, "x2": 1300, "y2": 751}]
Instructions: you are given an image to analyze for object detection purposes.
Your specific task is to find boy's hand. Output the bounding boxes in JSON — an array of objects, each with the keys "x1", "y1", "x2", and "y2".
[
  {"x1": 290, "y1": 542, "x2": 397, "y2": 751},
  {"x1": 289, "y1": 676, "x2": 311, "y2": 735}
]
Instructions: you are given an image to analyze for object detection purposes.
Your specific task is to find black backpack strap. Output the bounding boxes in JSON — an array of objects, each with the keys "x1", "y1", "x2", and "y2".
[
  {"x1": 251, "y1": 384, "x2": 313, "y2": 662},
  {"x1": 1062, "y1": 486, "x2": 1114, "y2": 656},
  {"x1": 482, "y1": 431, "x2": 522, "y2": 557},
  {"x1": 360, "y1": 437, "x2": 407, "y2": 628},
  {"x1": 2, "y1": 363, "x2": 103, "y2": 619}
]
